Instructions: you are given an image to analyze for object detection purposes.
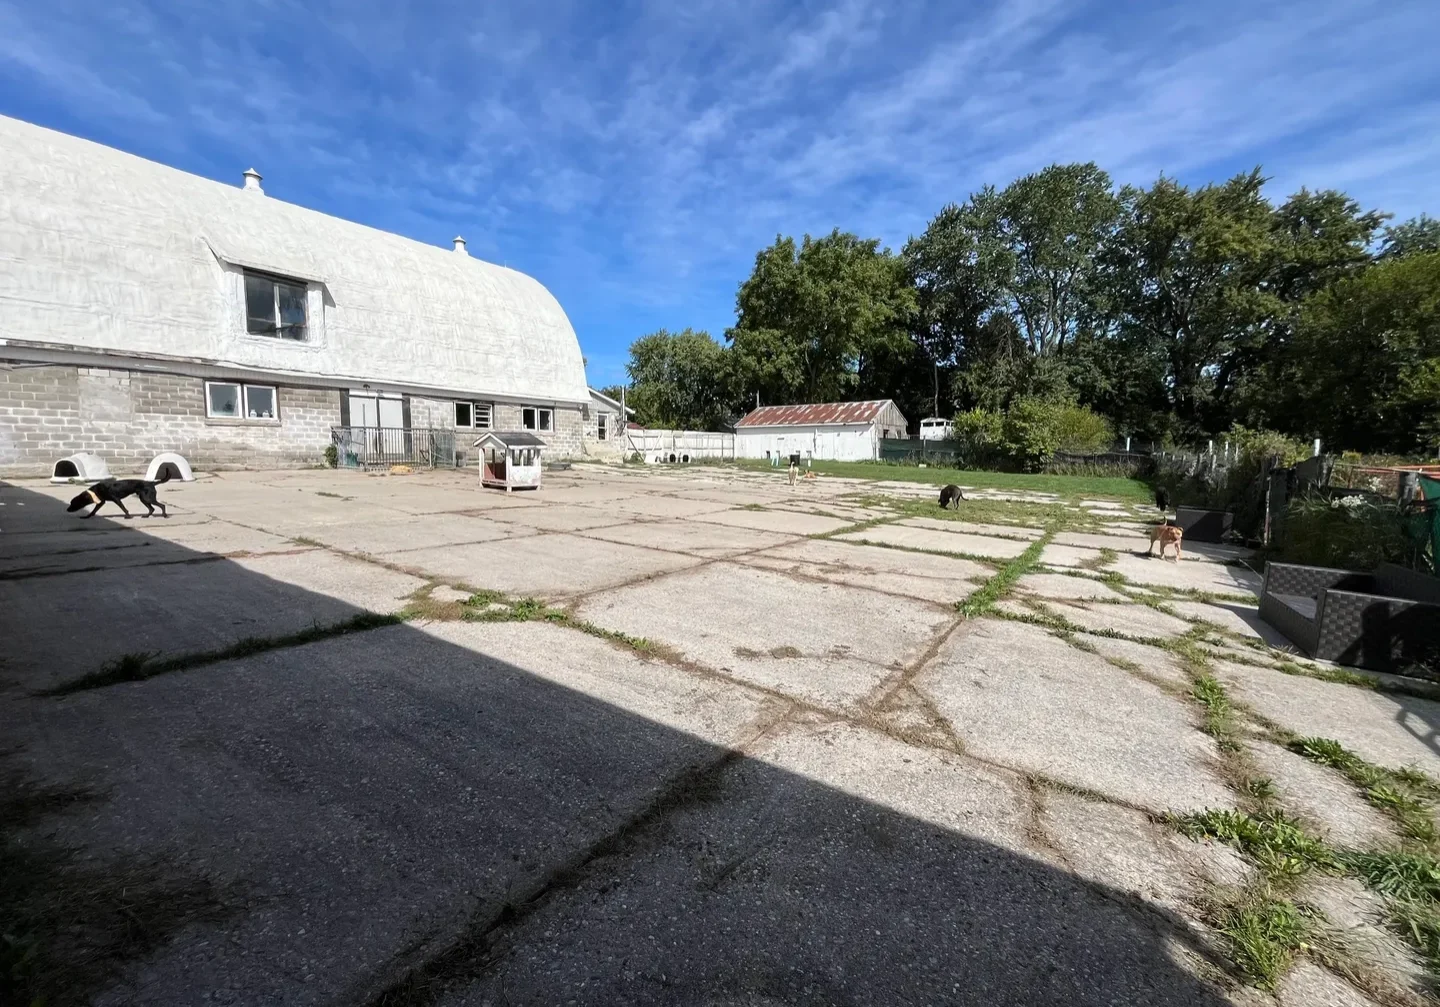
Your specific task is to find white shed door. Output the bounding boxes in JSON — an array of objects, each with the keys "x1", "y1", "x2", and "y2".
[
  {"x1": 351, "y1": 394, "x2": 379, "y2": 427},
  {"x1": 379, "y1": 397, "x2": 403, "y2": 429}
]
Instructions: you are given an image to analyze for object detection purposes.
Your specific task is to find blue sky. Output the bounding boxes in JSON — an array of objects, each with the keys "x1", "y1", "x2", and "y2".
[{"x1": 2, "y1": 0, "x2": 1437, "y2": 388}]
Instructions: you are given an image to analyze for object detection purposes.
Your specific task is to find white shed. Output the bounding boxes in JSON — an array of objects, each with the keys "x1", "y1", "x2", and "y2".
[{"x1": 734, "y1": 400, "x2": 908, "y2": 462}]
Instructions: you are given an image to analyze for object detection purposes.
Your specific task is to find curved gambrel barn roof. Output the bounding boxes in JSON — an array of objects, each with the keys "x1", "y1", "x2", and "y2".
[{"x1": 0, "y1": 114, "x2": 589, "y2": 404}]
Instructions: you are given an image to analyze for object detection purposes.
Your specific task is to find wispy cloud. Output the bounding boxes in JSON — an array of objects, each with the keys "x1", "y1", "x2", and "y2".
[{"x1": 0, "y1": 0, "x2": 1436, "y2": 379}]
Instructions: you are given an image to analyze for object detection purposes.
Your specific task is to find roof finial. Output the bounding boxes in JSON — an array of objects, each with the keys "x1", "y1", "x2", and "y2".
[{"x1": 242, "y1": 168, "x2": 263, "y2": 194}]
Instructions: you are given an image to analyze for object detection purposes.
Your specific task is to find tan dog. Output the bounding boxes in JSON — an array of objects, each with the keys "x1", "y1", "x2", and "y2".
[{"x1": 1147, "y1": 521, "x2": 1183, "y2": 561}]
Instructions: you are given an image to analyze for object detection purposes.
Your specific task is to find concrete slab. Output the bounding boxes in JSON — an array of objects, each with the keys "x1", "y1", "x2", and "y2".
[
  {"x1": 1039, "y1": 790, "x2": 1251, "y2": 919},
  {"x1": 916, "y1": 619, "x2": 1234, "y2": 812},
  {"x1": 578, "y1": 517, "x2": 796, "y2": 558},
  {"x1": 129, "y1": 519, "x2": 303, "y2": 557},
  {"x1": 296, "y1": 513, "x2": 533, "y2": 554},
  {"x1": 1082, "y1": 636, "x2": 1192, "y2": 690},
  {"x1": 1169, "y1": 600, "x2": 1296, "y2": 648},
  {"x1": 1277, "y1": 962, "x2": 1383, "y2": 1007},
  {"x1": 1301, "y1": 877, "x2": 1429, "y2": 997},
  {"x1": 1214, "y1": 661, "x2": 1440, "y2": 777},
  {"x1": 486, "y1": 503, "x2": 635, "y2": 532},
  {"x1": 441, "y1": 719, "x2": 1235, "y2": 1007},
  {"x1": 380, "y1": 533, "x2": 704, "y2": 600},
  {"x1": 899, "y1": 516, "x2": 1044, "y2": 539},
  {"x1": 740, "y1": 536, "x2": 993, "y2": 600},
  {"x1": 608, "y1": 494, "x2": 736, "y2": 519},
  {"x1": 1107, "y1": 553, "x2": 1261, "y2": 596},
  {"x1": 1016, "y1": 572, "x2": 1131, "y2": 602},
  {"x1": 574, "y1": 562, "x2": 953, "y2": 711},
  {"x1": 1248, "y1": 741, "x2": 1396, "y2": 849},
  {"x1": 1049, "y1": 600, "x2": 1194, "y2": 640},
  {"x1": 11, "y1": 620, "x2": 766, "y2": 1006},
  {"x1": 694, "y1": 507, "x2": 854, "y2": 536},
  {"x1": 232, "y1": 550, "x2": 427, "y2": 614},
  {"x1": 1039, "y1": 543, "x2": 1115, "y2": 568},
  {"x1": 1055, "y1": 530, "x2": 1149, "y2": 549},
  {"x1": 836, "y1": 523, "x2": 1029, "y2": 559},
  {"x1": 0, "y1": 549, "x2": 420, "y2": 693}
]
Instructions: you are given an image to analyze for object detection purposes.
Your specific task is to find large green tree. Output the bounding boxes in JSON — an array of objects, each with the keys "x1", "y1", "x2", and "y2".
[
  {"x1": 1104, "y1": 170, "x2": 1277, "y2": 435},
  {"x1": 622, "y1": 328, "x2": 733, "y2": 430},
  {"x1": 727, "y1": 230, "x2": 914, "y2": 407},
  {"x1": 1380, "y1": 214, "x2": 1440, "y2": 260},
  {"x1": 973, "y1": 162, "x2": 1121, "y2": 356},
  {"x1": 1287, "y1": 251, "x2": 1440, "y2": 453}
]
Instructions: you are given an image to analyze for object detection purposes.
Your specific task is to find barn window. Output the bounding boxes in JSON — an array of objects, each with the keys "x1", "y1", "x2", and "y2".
[
  {"x1": 597, "y1": 414, "x2": 608, "y2": 440},
  {"x1": 522, "y1": 407, "x2": 552, "y2": 432},
  {"x1": 206, "y1": 381, "x2": 278, "y2": 421},
  {"x1": 244, "y1": 271, "x2": 309, "y2": 340},
  {"x1": 454, "y1": 402, "x2": 493, "y2": 429}
]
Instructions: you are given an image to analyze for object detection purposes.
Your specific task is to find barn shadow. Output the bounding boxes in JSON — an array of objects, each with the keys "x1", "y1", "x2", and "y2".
[{"x1": 0, "y1": 479, "x2": 1236, "y2": 1006}]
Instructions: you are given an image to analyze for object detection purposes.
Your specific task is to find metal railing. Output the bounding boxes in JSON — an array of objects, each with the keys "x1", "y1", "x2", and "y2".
[{"x1": 330, "y1": 427, "x2": 460, "y2": 469}]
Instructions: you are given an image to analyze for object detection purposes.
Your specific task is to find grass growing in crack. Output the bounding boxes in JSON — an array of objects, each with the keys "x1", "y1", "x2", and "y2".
[
  {"x1": 1173, "y1": 808, "x2": 1339, "y2": 875},
  {"x1": 1078, "y1": 547, "x2": 1119, "y2": 571},
  {"x1": 1192, "y1": 675, "x2": 1241, "y2": 753},
  {"x1": 1210, "y1": 892, "x2": 1316, "y2": 989},
  {"x1": 1288, "y1": 737, "x2": 1440, "y2": 845},
  {"x1": 847, "y1": 493, "x2": 1097, "y2": 533},
  {"x1": 957, "y1": 532, "x2": 1053, "y2": 618},
  {"x1": 42, "y1": 612, "x2": 403, "y2": 695}
]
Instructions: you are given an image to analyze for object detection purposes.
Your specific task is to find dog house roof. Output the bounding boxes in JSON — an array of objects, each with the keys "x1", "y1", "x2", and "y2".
[{"x1": 473, "y1": 431, "x2": 548, "y2": 449}]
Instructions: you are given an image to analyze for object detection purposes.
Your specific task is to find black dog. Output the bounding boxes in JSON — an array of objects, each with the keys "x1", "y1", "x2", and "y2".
[
  {"x1": 67, "y1": 472, "x2": 171, "y2": 519},
  {"x1": 938, "y1": 484, "x2": 966, "y2": 510},
  {"x1": 1155, "y1": 488, "x2": 1171, "y2": 513}
]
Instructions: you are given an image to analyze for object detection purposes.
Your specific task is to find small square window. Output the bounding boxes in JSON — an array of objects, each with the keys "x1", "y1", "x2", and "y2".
[
  {"x1": 207, "y1": 382, "x2": 241, "y2": 418},
  {"x1": 474, "y1": 403, "x2": 492, "y2": 430},
  {"x1": 244, "y1": 270, "x2": 308, "y2": 340},
  {"x1": 455, "y1": 402, "x2": 473, "y2": 428},
  {"x1": 244, "y1": 385, "x2": 276, "y2": 419},
  {"x1": 522, "y1": 407, "x2": 537, "y2": 430},
  {"x1": 538, "y1": 408, "x2": 552, "y2": 432}
]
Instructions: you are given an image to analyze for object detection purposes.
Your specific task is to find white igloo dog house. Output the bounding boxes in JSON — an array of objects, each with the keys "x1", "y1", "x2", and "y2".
[
  {"x1": 145, "y1": 452, "x2": 195, "y2": 482},
  {"x1": 50, "y1": 452, "x2": 111, "y2": 483}
]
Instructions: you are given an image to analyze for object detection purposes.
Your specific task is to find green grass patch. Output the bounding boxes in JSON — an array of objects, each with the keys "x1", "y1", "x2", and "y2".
[
  {"x1": 1172, "y1": 808, "x2": 1339, "y2": 875},
  {"x1": 847, "y1": 492, "x2": 1099, "y2": 532},
  {"x1": 1211, "y1": 894, "x2": 1316, "y2": 989},
  {"x1": 957, "y1": 532, "x2": 1053, "y2": 618},
  {"x1": 729, "y1": 458, "x2": 1152, "y2": 501}
]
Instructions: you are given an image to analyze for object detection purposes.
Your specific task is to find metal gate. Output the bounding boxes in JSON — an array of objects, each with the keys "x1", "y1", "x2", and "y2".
[{"x1": 330, "y1": 427, "x2": 459, "y2": 469}]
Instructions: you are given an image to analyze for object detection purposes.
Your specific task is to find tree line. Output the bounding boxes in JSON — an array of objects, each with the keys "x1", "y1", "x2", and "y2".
[{"x1": 604, "y1": 163, "x2": 1440, "y2": 456}]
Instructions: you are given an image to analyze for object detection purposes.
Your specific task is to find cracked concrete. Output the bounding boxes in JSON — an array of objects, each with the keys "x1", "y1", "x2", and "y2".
[{"x1": 2, "y1": 464, "x2": 1434, "y2": 1005}]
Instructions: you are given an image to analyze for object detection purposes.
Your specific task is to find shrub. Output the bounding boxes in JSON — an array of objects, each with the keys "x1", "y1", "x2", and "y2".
[
  {"x1": 1002, "y1": 398, "x2": 1063, "y2": 472},
  {"x1": 1281, "y1": 495, "x2": 1410, "y2": 570},
  {"x1": 323, "y1": 444, "x2": 338, "y2": 468},
  {"x1": 1053, "y1": 403, "x2": 1114, "y2": 454},
  {"x1": 951, "y1": 408, "x2": 1005, "y2": 467}
]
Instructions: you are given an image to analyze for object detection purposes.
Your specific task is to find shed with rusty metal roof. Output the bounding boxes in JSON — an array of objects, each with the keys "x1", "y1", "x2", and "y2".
[{"x1": 734, "y1": 399, "x2": 907, "y2": 462}]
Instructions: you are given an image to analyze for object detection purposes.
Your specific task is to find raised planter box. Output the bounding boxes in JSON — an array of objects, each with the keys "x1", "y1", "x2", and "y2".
[
  {"x1": 1259, "y1": 561, "x2": 1440, "y2": 675},
  {"x1": 1175, "y1": 506, "x2": 1233, "y2": 544}
]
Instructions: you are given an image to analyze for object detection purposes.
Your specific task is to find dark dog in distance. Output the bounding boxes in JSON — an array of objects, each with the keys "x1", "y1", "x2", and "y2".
[
  {"x1": 1155, "y1": 488, "x2": 1170, "y2": 513},
  {"x1": 67, "y1": 471, "x2": 171, "y2": 519},
  {"x1": 938, "y1": 484, "x2": 966, "y2": 510}
]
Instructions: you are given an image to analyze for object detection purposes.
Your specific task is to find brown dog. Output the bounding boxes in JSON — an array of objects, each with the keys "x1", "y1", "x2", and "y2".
[{"x1": 1147, "y1": 521, "x2": 1183, "y2": 561}]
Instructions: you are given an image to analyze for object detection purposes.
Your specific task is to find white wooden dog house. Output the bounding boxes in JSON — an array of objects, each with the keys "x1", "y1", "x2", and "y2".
[{"x1": 474, "y1": 431, "x2": 546, "y2": 492}]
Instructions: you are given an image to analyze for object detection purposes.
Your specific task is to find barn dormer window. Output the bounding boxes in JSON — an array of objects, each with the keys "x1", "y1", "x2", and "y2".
[{"x1": 244, "y1": 270, "x2": 308, "y2": 340}]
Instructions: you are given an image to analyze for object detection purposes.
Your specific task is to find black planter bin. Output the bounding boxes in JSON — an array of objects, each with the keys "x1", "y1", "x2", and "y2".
[{"x1": 1175, "y1": 506, "x2": 1233, "y2": 544}]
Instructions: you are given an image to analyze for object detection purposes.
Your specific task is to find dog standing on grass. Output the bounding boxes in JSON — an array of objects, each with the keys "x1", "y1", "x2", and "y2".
[
  {"x1": 1147, "y1": 520, "x2": 1183, "y2": 561},
  {"x1": 938, "y1": 484, "x2": 966, "y2": 510},
  {"x1": 787, "y1": 453, "x2": 801, "y2": 487},
  {"x1": 67, "y1": 472, "x2": 172, "y2": 519}
]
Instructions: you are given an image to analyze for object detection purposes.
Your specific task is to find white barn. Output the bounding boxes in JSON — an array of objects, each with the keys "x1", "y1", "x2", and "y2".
[
  {"x1": 0, "y1": 114, "x2": 592, "y2": 475},
  {"x1": 734, "y1": 400, "x2": 908, "y2": 462}
]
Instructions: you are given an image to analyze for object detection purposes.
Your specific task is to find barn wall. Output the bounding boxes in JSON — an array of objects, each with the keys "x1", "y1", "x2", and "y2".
[{"x1": 734, "y1": 423, "x2": 879, "y2": 461}]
